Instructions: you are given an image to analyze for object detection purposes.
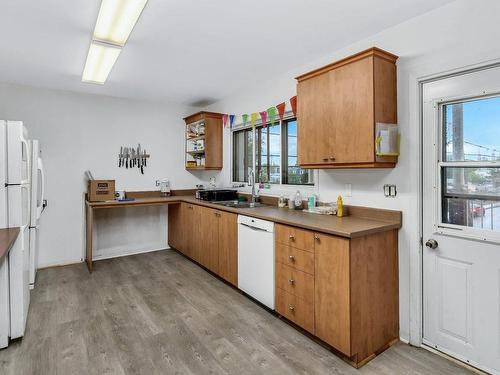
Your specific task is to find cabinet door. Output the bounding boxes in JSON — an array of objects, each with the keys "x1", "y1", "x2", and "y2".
[
  {"x1": 204, "y1": 117, "x2": 223, "y2": 169},
  {"x1": 329, "y1": 58, "x2": 374, "y2": 163},
  {"x1": 314, "y1": 233, "x2": 351, "y2": 356},
  {"x1": 218, "y1": 211, "x2": 238, "y2": 286},
  {"x1": 198, "y1": 206, "x2": 219, "y2": 273},
  {"x1": 168, "y1": 203, "x2": 183, "y2": 252},
  {"x1": 297, "y1": 74, "x2": 333, "y2": 166}
]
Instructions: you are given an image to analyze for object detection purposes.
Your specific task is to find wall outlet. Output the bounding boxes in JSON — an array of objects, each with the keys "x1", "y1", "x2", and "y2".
[
  {"x1": 345, "y1": 183, "x2": 352, "y2": 197},
  {"x1": 383, "y1": 184, "x2": 397, "y2": 197}
]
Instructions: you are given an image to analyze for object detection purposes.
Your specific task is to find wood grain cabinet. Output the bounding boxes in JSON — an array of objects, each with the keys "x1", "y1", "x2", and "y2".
[
  {"x1": 296, "y1": 47, "x2": 398, "y2": 169},
  {"x1": 184, "y1": 111, "x2": 223, "y2": 170},
  {"x1": 275, "y1": 223, "x2": 399, "y2": 368},
  {"x1": 168, "y1": 203, "x2": 238, "y2": 286}
]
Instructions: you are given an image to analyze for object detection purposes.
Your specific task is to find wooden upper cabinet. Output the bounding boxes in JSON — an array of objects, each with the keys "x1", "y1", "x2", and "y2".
[
  {"x1": 184, "y1": 111, "x2": 223, "y2": 170},
  {"x1": 296, "y1": 47, "x2": 398, "y2": 169}
]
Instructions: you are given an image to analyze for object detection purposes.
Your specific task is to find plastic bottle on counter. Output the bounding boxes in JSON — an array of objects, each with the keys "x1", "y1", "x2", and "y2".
[{"x1": 336, "y1": 195, "x2": 344, "y2": 217}]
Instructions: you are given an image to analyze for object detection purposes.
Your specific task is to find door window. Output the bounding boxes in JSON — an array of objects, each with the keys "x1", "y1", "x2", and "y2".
[{"x1": 440, "y1": 96, "x2": 500, "y2": 232}]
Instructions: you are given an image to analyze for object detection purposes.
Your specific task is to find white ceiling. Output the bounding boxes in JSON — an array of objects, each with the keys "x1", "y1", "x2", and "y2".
[{"x1": 0, "y1": 0, "x2": 455, "y2": 106}]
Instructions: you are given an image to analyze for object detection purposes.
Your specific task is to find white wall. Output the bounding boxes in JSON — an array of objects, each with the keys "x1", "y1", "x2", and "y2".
[
  {"x1": 207, "y1": 0, "x2": 500, "y2": 342},
  {"x1": 0, "y1": 82, "x2": 216, "y2": 267}
]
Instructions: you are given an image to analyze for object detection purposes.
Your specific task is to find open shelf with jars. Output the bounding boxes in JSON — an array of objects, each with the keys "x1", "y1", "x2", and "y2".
[{"x1": 184, "y1": 111, "x2": 223, "y2": 170}]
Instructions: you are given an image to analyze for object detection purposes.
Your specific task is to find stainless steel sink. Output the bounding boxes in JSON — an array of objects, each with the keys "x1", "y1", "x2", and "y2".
[{"x1": 213, "y1": 200, "x2": 265, "y2": 209}]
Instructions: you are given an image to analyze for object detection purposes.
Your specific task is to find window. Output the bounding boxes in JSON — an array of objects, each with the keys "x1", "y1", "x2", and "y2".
[
  {"x1": 232, "y1": 117, "x2": 314, "y2": 185},
  {"x1": 440, "y1": 96, "x2": 500, "y2": 231}
]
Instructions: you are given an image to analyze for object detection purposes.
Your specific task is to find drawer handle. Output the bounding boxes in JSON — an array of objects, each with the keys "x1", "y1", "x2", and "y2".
[
  {"x1": 322, "y1": 157, "x2": 328, "y2": 162},
  {"x1": 288, "y1": 255, "x2": 295, "y2": 262},
  {"x1": 288, "y1": 279, "x2": 295, "y2": 285},
  {"x1": 289, "y1": 305, "x2": 295, "y2": 311},
  {"x1": 289, "y1": 235, "x2": 295, "y2": 241}
]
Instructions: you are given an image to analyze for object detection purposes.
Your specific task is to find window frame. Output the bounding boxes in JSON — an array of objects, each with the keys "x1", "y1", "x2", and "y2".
[
  {"x1": 435, "y1": 93, "x2": 500, "y2": 241},
  {"x1": 230, "y1": 112, "x2": 317, "y2": 189}
]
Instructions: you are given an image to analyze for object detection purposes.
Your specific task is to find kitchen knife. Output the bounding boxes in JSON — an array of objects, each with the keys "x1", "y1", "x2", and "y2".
[
  {"x1": 137, "y1": 144, "x2": 141, "y2": 169},
  {"x1": 119, "y1": 146, "x2": 123, "y2": 167},
  {"x1": 144, "y1": 149, "x2": 147, "y2": 167},
  {"x1": 126, "y1": 147, "x2": 129, "y2": 168}
]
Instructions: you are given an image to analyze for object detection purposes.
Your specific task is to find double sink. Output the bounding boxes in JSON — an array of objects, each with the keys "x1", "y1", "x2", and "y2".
[{"x1": 213, "y1": 200, "x2": 265, "y2": 209}]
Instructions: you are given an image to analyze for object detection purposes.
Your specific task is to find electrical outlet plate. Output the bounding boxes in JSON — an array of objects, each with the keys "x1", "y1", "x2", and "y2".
[{"x1": 383, "y1": 184, "x2": 397, "y2": 197}]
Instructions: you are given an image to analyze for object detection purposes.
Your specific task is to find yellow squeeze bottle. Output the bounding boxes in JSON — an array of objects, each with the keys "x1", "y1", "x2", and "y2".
[{"x1": 336, "y1": 195, "x2": 343, "y2": 217}]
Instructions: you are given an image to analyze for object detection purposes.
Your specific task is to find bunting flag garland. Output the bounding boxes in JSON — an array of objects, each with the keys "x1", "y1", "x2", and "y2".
[
  {"x1": 267, "y1": 107, "x2": 277, "y2": 127},
  {"x1": 242, "y1": 113, "x2": 249, "y2": 127},
  {"x1": 290, "y1": 96, "x2": 297, "y2": 117},
  {"x1": 276, "y1": 102, "x2": 286, "y2": 121},
  {"x1": 259, "y1": 111, "x2": 268, "y2": 128},
  {"x1": 225, "y1": 96, "x2": 296, "y2": 129},
  {"x1": 250, "y1": 112, "x2": 258, "y2": 129}
]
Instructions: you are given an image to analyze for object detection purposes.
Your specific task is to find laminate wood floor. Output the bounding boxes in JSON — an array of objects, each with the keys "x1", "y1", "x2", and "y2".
[{"x1": 0, "y1": 250, "x2": 475, "y2": 375}]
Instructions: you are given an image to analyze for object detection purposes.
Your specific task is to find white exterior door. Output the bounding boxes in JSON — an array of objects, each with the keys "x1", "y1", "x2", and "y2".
[{"x1": 423, "y1": 65, "x2": 500, "y2": 374}]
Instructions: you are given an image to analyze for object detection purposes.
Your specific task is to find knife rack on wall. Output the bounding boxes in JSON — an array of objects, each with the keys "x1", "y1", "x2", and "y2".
[{"x1": 118, "y1": 144, "x2": 150, "y2": 174}]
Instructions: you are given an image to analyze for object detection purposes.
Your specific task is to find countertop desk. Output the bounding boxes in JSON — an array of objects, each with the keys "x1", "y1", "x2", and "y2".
[{"x1": 85, "y1": 194, "x2": 184, "y2": 272}]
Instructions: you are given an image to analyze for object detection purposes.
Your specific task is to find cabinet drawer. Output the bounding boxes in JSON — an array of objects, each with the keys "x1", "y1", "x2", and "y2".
[
  {"x1": 276, "y1": 288, "x2": 314, "y2": 334},
  {"x1": 275, "y1": 224, "x2": 314, "y2": 252},
  {"x1": 276, "y1": 243, "x2": 314, "y2": 275},
  {"x1": 276, "y1": 262, "x2": 314, "y2": 303}
]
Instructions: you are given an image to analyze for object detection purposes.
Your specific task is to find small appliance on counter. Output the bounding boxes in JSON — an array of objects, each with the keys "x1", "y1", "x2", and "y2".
[
  {"x1": 156, "y1": 179, "x2": 171, "y2": 197},
  {"x1": 196, "y1": 189, "x2": 238, "y2": 201}
]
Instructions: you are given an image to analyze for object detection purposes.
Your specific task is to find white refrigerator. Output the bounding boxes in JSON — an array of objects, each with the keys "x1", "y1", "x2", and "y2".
[
  {"x1": 28, "y1": 140, "x2": 45, "y2": 289},
  {"x1": 0, "y1": 120, "x2": 31, "y2": 342}
]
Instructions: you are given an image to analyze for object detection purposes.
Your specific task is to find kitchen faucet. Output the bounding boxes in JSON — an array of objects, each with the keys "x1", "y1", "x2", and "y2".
[{"x1": 248, "y1": 168, "x2": 257, "y2": 204}]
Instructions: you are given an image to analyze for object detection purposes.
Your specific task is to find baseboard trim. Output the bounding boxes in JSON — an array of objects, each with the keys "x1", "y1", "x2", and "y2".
[
  {"x1": 38, "y1": 260, "x2": 83, "y2": 270},
  {"x1": 92, "y1": 246, "x2": 171, "y2": 261}
]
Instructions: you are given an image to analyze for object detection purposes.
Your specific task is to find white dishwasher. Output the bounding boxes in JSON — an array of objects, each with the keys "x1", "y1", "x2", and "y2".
[{"x1": 237, "y1": 215, "x2": 275, "y2": 309}]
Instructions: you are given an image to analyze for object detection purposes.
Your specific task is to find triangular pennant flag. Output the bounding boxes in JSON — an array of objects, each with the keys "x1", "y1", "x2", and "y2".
[
  {"x1": 250, "y1": 112, "x2": 258, "y2": 129},
  {"x1": 276, "y1": 102, "x2": 286, "y2": 121},
  {"x1": 267, "y1": 107, "x2": 277, "y2": 127},
  {"x1": 222, "y1": 114, "x2": 229, "y2": 127},
  {"x1": 259, "y1": 111, "x2": 268, "y2": 128},
  {"x1": 290, "y1": 96, "x2": 297, "y2": 116},
  {"x1": 242, "y1": 113, "x2": 249, "y2": 127},
  {"x1": 229, "y1": 114, "x2": 235, "y2": 128}
]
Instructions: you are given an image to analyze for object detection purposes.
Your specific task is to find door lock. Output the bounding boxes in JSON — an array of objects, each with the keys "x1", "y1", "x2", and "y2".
[{"x1": 425, "y1": 239, "x2": 439, "y2": 249}]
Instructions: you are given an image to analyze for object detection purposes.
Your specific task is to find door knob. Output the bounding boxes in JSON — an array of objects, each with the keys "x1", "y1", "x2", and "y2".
[{"x1": 425, "y1": 239, "x2": 438, "y2": 249}]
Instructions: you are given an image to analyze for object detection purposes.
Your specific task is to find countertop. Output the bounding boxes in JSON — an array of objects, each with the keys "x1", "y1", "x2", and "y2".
[
  {"x1": 87, "y1": 195, "x2": 401, "y2": 238},
  {"x1": 0, "y1": 227, "x2": 20, "y2": 261}
]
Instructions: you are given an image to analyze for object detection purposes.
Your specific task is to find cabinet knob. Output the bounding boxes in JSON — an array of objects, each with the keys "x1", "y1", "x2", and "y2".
[
  {"x1": 322, "y1": 157, "x2": 328, "y2": 162},
  {"x1": 288, "y1": 255, "x2": 295, "y2": 262},
  {"x1": 289, "y1": 305, "x2": 295, "y2": 311},
  {"x1": 288, "y1": 279, "x2": 295, "y2": 285},
  {"x1": 289, "y1": 235, "x2": 295, "y2": 241},
  {"x1": 314, "y1": 235, "x2": 320, "y2": 242},
  {"x1": 329, "y1": 156, "x2": 335, "y2": 161}
]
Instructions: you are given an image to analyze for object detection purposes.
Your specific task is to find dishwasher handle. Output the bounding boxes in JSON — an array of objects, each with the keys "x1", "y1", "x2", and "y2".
[{"x1": 239, "y1": 223, "x2": 270, "y2": 233}]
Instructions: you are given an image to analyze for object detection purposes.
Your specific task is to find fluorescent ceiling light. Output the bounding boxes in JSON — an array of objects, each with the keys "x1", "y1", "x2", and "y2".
[
  {"x1": 82, "y1": 42, "x2": 121, "y2": 84},
  {"x1": 94, "y1": 0, "x2": 148, "y2": 46}
]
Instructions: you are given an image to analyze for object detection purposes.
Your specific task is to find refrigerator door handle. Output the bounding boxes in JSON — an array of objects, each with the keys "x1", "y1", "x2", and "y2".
[{"x1": 38, "y1": 158, "x2": 45, "y2": 216}]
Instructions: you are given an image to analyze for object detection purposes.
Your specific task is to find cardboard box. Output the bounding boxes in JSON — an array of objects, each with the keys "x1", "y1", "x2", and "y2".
[{"x1": 88, "y1": 180, "x2": 115, "y2": 202}]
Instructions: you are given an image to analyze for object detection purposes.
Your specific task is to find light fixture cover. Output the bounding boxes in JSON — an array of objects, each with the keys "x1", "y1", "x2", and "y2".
[
  {"x1": 82, "y1": 42, "x2": 121, "y2": 84},
  {"x1": 94, "y1": 0, "x2": 148, "y2": 46}
]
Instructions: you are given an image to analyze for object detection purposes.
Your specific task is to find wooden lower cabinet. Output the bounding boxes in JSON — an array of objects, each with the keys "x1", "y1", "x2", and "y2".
[
  {"x1": 275, "y1": 223, "x2": 399, "y2": 368},
  {"x1": 168, "y1": 203, "x2": 238, "y2": 286},
  {"x1": 218, "y1": 211, "x2": 238, "y2": 285},
  {"x1": 199, "y1": 207, "x2": 219, "y2": 273},
  {"x1": 276, "y1": 288, "x2": 314, "y2": 333}
]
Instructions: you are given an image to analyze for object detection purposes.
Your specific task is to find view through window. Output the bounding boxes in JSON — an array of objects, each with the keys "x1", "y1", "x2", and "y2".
[
  {"x1": 232, "y1": 118, "x2": 313, "y2": 185},
  {"x1": 441, "y1": 96, "x2": 500, "y2": 231}
]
